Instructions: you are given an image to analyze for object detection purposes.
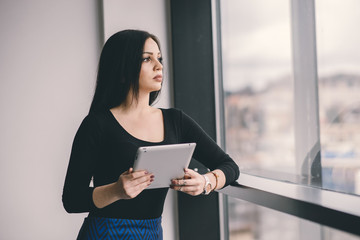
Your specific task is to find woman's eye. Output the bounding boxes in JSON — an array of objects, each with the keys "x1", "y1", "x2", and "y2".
[
  {"x1": 158, "y1": 57, "x2": 163, "y2": 63},
  {"x1": 143, "y1": 57, "x2": 151, "y2": 62}
]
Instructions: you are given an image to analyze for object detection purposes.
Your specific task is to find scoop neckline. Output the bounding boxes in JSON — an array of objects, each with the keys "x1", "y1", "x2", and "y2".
[{"x1": 107, "y1": 108, "x2": 167, "y2": 144}]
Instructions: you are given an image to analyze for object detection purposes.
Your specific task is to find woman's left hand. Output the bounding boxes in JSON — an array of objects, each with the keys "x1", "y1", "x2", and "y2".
[{"x1": 170, "y1": 168, "x2": 205, "y2": 196}]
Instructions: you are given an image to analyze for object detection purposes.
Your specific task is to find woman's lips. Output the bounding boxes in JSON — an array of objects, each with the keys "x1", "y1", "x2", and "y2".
[{"x1": 153, "y1": 74, "x2": 163, "y2": 82}]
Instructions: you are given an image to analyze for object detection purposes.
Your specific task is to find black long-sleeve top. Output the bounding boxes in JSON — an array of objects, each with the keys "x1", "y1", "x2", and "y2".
[{"x1": 62, "y1": 108, "x2": 239, "y2": 219}]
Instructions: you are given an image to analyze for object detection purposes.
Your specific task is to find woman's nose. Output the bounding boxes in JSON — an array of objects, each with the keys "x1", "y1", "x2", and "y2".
[{"x1": 154, "y1": 59, "x2": 163, "y2": 71}]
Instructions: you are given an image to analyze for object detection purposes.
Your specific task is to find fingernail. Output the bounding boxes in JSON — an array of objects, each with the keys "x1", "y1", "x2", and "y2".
[
  {"x1": 145, "y1": 171, "x2": 149, "y2": 174},
  {"x1": 151, "y1": 175, "x2": 155, "y2": 178}
]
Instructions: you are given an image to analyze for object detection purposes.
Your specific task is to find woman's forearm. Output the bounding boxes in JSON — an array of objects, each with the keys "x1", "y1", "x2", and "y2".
[
  {"x1": 92, "y1": 182, "x2": 122, "y2": 209},
  {"x1": 92, "y1": 169, "x2": 153, "y2": 209}
]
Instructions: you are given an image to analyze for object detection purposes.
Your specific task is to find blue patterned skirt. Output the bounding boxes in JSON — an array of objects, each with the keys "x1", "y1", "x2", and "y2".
[{"x1": 76, "y1": 216, "x2": 163, "y2": 240}]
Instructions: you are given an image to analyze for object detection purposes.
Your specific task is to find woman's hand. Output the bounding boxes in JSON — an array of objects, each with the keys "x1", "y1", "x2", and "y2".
[
  {"x1": 170, "y1": 168, "x2": 205, "y2": 196},
  {"x1": 93, "y1": 168, "x2": 153, "y2": 208},
  {"x1": 116, "y1": 168, "x2": 154, "y2": 199}
]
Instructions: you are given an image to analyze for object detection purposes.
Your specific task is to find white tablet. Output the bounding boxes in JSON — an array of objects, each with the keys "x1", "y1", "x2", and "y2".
[{"x1": 133, "y1": 143, "x2": 196, "y2": 189}]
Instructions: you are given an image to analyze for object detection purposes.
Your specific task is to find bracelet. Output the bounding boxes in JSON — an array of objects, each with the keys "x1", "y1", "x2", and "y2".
[{"x1": 210, "y1": 171, "x2": 219, "y2": 191}]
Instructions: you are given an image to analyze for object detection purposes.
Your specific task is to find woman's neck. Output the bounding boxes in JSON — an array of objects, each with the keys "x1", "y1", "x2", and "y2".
[{"x1": 117, "y1": 91, "x2": 152, "y2": 114}]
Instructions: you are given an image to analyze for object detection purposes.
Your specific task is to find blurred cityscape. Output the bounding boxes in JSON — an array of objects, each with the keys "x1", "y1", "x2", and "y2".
[
  {"x1": 225, "y1": 73, "x2": 360, "y2": 239},
  {"x1": 224, "y1": 74, "x2": 294, "y2": 172},
  {"x1": 224, "y1": 73, "x2": 360, "y2": 194}
]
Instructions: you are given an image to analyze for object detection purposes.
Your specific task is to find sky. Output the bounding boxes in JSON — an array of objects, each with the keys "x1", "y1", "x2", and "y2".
[{"x1": 220, "y1": 0, "x2": 360, "y2": 92}]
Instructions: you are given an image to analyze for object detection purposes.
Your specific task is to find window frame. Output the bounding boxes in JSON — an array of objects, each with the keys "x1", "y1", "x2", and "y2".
[{"x1": 170, "y1": 0, "x2": 221, "y2": 239}]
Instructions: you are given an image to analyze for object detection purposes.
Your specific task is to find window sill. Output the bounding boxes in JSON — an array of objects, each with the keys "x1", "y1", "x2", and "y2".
[{"x1": 218, "y1": 173, "x2": 360, "y2": 236}]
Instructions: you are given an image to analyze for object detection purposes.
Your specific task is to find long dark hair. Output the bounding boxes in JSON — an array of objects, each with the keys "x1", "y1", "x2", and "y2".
[{"x1": 89, "y1": 29, "x2": 162, "y2": 113}]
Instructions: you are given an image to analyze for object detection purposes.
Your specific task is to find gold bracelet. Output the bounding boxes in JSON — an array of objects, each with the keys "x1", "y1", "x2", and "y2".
[{"x1": 210, "y1": 171, "x2": 219, "y2": 191}]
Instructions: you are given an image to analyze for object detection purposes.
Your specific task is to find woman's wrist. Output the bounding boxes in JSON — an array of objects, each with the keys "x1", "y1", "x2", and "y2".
[
  {"x1": 110, "y1": 181, "x2": 123, "y2": 200},
  {"x1": 201, "y1": 174, "x2": 212, "y2": 195},
  {"x1": 209, "y1": 171, "x2": 219, "y2": 191},
  {"x1": 205, "y1": 170, "x2": 224, "y2": 192}
]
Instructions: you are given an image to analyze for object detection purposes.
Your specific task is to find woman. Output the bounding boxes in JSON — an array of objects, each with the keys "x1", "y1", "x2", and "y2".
[{"x1": 62, "y1": 29, "x2": 239, "y2": 239}]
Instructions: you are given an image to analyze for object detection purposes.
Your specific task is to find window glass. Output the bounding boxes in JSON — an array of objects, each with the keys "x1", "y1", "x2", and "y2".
[
  {"x1": 220, "y1": 0, "x2": 360, "y2": 239},
  {"x1": 220, "y1": 0, "x2": 295, "y2": 174},
  {"x1": 316, "y1": 0, "x2": 360, "y2": 195}
]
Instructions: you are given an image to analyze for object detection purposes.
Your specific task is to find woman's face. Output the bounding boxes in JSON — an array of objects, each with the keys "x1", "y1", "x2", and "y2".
[{"x1": 139, "y1": 38, "x2": 163, "y2": 94}]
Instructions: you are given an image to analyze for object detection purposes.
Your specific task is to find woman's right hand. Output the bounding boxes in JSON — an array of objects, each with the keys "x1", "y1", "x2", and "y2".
[{"x1": 116, "y1": 168, "x2": 154, "y2": 199}]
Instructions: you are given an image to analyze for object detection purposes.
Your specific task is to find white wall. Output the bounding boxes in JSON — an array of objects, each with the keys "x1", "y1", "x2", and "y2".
[
  {"x1": 0, "y1": 0, "x2": 175, "y2": 239},
  {"x1": 102, "y1": 1, "x2": 177, "y2": 239}
]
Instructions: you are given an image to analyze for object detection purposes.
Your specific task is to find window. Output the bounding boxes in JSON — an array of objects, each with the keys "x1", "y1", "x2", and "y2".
[
  {"x1": 169, "y1": 0, "x2": 360, "y2": 238},
  {"x1": 316, "y1": 0, "x2": 360, "y2": 195},
  {"x1": 221, "y1": 0, "x2": 295, "y2": 175},
  {"x1": 219, "y1": 0, "x2": 360, "y2": 239}
]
